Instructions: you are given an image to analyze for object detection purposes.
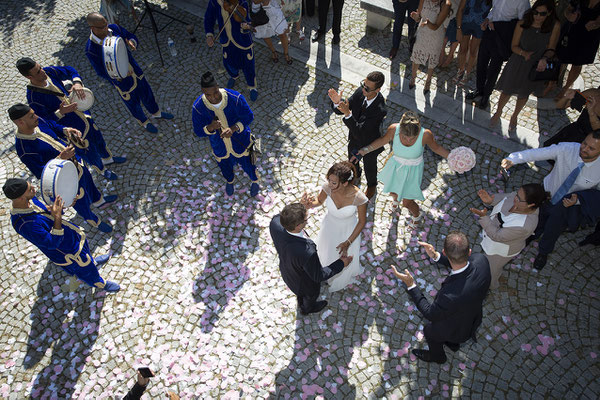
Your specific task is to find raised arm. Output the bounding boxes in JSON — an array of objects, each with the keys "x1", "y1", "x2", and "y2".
[
  {"x1": 301, "y1": 189, "x2": 327, "y2": 209},
  {"x1": 358, "y1": 123, "x2": 396, "y2": 156},
  {"x1": 422, "y1": 129, "x2": 449, "y2": 158}
]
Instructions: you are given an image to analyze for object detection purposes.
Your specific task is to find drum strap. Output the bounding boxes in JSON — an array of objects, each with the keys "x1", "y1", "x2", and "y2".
[{"x1": 114, "y1": 68, "x2": 142, "y2": 101}]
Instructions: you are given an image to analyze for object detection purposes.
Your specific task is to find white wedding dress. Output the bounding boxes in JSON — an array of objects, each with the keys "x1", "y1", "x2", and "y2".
[{"x1": 316, "y1": 184, "x2": 368, "y2": 292}]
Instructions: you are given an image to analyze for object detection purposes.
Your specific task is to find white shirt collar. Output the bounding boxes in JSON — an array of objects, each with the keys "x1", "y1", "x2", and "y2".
[
  {"x1": 450, "y1": 261, "x2": 470, "y2": 275},
  {"x1": 90, "y1": 28, "x2": 112, "y2": 45},
  {"x1": 286, "y1": 230, "x2": 305, "y2": 238},
  {"x1": 364, "y1": 93, "x2": 379, "y2": 108}
]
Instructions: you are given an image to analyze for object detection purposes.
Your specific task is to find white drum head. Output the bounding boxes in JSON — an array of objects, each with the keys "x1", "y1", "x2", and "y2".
[
  {"x1": 103, "y1": 36, "x2": 130, "y2": 79},
  {"x1": 40, "y1": 159, "x2": 79, "y2": 207},
  {"x1": 69, "y1": 87, "x2": 94, "y2": 111}
]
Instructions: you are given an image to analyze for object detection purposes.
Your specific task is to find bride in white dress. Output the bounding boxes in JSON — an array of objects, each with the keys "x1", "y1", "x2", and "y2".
[{"x1": 302, "y1": 161, "x2": 368, "y2": 292}]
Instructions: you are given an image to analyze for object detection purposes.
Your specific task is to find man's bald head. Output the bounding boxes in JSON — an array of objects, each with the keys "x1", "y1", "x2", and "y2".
[
  {"x1": 443, "y1": 231, "x2": 470, "y2": 264},
  {"x1": 86, "y1": 12, "x2": 106, "y2": 26}
]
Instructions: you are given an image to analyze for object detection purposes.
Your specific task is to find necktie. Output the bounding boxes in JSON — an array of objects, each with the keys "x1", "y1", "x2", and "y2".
[
  {"x1": 551, "y1": 162, "x2": 585, "y2": 205},
  {"x1": 360, "y1": 100, "x2": 367, "y2": 115}
]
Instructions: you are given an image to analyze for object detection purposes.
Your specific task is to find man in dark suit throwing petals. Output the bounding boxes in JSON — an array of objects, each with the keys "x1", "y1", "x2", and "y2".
[{"x1": 391, "y1": 231, "x2": 491, "y2": 364}]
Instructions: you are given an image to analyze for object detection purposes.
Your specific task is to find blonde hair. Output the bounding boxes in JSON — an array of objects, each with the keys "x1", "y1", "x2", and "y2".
[{"x1": 399, "y1": 111, "x2": 421, "y2": 137}]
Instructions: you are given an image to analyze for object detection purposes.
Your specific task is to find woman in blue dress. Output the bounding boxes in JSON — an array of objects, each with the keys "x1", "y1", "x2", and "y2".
[{"x1": 357, "y1": 111, "x2": 449, "y2": 225}]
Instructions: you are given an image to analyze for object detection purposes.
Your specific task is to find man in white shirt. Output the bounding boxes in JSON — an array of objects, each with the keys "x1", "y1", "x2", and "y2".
[
  {"x1": 466, "y1": 0, "x2": 530, "y2": 109},
  {"x1": 501, "y1": 131, "x2": 600, "y2": 269}
]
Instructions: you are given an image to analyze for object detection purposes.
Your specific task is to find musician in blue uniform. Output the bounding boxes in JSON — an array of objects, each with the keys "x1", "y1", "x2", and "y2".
[
  {"x1": 3, "y1": 178, "x2": 120, "y2": 292},
  {"x1": 85, "y1": 12, "x2": 173, "y2": 134},
  {"x1": 192, "y1": 72, "x2": 260, "y2": 197},
  {"x1": 204, "y1": 0, "x2": 258, "y2": 101},
  {"x1": 8, "y1": 104, "x2": 116, "y2": 233},
  {"x1": 16, "y1": 57, "x2": 126, "y2": 180}
]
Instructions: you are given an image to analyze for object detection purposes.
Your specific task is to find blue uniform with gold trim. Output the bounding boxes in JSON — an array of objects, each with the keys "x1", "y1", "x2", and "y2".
[
  {"x1": 85, "y1": 24, "x2": 160, "y2": 124},
  {"x1": 192, "y1": 88, "x2": 258, "y2": 183},
  {"x1": 26, "y1": 65, "x2": 112, "y2": 173},
  {"x1": 10, "y1": 196, "x2": 105, "y2": 288},
  {"x1": 14, "y1": 118, "x2": 104, "y2": 227},
  {"x1": 204, "y1": 0, "x2": 256, "y2": 89}
]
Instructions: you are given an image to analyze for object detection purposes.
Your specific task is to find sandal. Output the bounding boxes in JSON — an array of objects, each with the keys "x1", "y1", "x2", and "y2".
[
  {"x1": 407, "y1": 212, "x2": 423, "y2": 229},
  {"x1": 271, "y1": 51, "x2": 279, "y2": 63},
  {"x1": 284, "y1": 53, "x2": 293, "y2": 65},
  {"x1": 389, "y1": 199, "x2": 400, "y2": 214}
]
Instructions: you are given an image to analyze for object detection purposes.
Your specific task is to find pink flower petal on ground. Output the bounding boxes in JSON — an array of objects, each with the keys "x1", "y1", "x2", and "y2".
[
  {"x1": 591, "y1": 352, "x2": 597, "y2": 359},
  {"x1": 521, "y1": 344, "x2": 532, "y2": 352}
]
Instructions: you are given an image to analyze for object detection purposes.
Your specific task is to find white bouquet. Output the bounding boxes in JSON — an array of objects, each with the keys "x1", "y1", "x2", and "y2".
[{"x1": 448, "y1": 146, "x2": 476, "y2": 174}]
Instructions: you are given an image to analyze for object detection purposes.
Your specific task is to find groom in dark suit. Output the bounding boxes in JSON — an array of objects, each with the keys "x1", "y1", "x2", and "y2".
[
  {"x1": 270, "y1": 203, "x2": 352, "y2": 315},
  {"x1": 391, "y1": 231, "x2": 491, "y2": 364},
  {"x1": 328, "y1": 71, "x2": 387, "y2": 200}
]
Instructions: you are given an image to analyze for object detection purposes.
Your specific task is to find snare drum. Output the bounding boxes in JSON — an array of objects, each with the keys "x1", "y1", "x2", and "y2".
[
  {"x1": 40, "y1": 159, "x2": 79, "y2": 207},
  {"x1": 103, "y1": 36, "x2": 130, "y2": 79},
  {"x1": 68, "y1": 87, "x2": 95, "y2": 111}
]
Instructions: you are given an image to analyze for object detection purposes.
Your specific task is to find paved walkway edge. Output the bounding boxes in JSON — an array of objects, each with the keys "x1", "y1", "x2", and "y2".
[{"x1": 173, "y1": 0, "x2": 534, "y2": 153}]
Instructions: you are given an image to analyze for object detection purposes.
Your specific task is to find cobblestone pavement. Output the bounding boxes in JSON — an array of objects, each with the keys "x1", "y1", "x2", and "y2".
[{"x1": 0, "y1": 0, "x2": 598, "y2": 399}]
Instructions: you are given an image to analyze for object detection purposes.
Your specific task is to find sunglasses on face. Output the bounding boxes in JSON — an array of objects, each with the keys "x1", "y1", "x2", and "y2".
[
  {"x1": 533, "y1": 10, "x2": 548, "y2": 16},
  {"x1": 360, "y1": 81, "x2": 376, "y2": 93},
  {"x1": 515, "y1": 193, "x2": 525, "y2": 203}
]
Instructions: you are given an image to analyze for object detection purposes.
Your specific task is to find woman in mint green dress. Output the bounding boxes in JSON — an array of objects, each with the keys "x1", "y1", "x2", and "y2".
[{"x1": 357, "y1": 111, "x2": 449, "y2": 224}]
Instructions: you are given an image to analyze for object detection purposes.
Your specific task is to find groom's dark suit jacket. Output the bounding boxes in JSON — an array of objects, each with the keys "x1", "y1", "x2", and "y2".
[
  {"x1": 270, "y1": 215, "x2": 344, "y2": 298},
  {"x1": 332, "y1": 87, "x2": 387, "y2": 152},
  {"x1": 409, "y1": 253, "x2": 491, "y2": 344}
]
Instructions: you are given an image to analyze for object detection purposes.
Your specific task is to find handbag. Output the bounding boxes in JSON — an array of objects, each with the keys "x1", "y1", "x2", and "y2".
[
  {"x1": 248, "y1": 134, "x2": 262, "y2": 165},
  {"x1": 250, "y1": 5, "x2": 269, "y2": 27},
  {"x1": 528, "y1": 49, "x2": 561, "y2": 82}
]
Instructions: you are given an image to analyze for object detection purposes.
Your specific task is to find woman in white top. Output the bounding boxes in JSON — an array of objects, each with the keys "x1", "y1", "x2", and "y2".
[
  {"x1": 302, "y1": 161, "x2": 368, "y2": 292},
  {"x1": 470, "y1": 183, "x2": 547, "y2": 289},
  {"x1": 252, "y1": 0, "x2": 292, "y2": 64}
]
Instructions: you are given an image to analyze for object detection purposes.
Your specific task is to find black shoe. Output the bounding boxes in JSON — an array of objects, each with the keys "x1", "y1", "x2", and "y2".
[
  {"x1": 466, "y1": 90, "x2": 482, "y2": 100},
  {"x1": 444, "y1": 342, "x2": 460, "y2": 352},
  {"x1": 477, "y1": 96, "x2": 489, "y2": 109},
  {"x1": 311, "y1": 30, "x2": 324, "y2": 42},
  {"x1": 533, "y1": 253, "x2": 548, "y2": 270},
  {"x1": 411, "y1": 349, "x2": 446, "y2": 364},
  {"x1": 332, "y1": 35, "x2": 340, "y2": 45},
  {"x1": 309, "y1": 300, "x2": 328, "y2": 314}
]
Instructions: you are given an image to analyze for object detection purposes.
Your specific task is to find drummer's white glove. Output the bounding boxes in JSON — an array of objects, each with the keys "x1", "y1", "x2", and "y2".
[{"x1": 71, "y1": 82, "x2": 86, "y2": 100}]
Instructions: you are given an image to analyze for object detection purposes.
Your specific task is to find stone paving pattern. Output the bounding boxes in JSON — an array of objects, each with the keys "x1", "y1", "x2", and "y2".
[{"x1": 0, "y1": 0, "x2": 598, "y2": 399}]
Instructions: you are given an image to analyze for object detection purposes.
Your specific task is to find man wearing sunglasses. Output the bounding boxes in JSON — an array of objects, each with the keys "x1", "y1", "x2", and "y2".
[{"x1": 328, "y1": 71, "x2": 387, "y2": 200}]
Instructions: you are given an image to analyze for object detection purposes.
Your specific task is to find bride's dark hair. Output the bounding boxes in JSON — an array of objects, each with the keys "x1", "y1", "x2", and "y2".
[{"x1": 326, "y1": 161, "x2": 357, "y2": 184}]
